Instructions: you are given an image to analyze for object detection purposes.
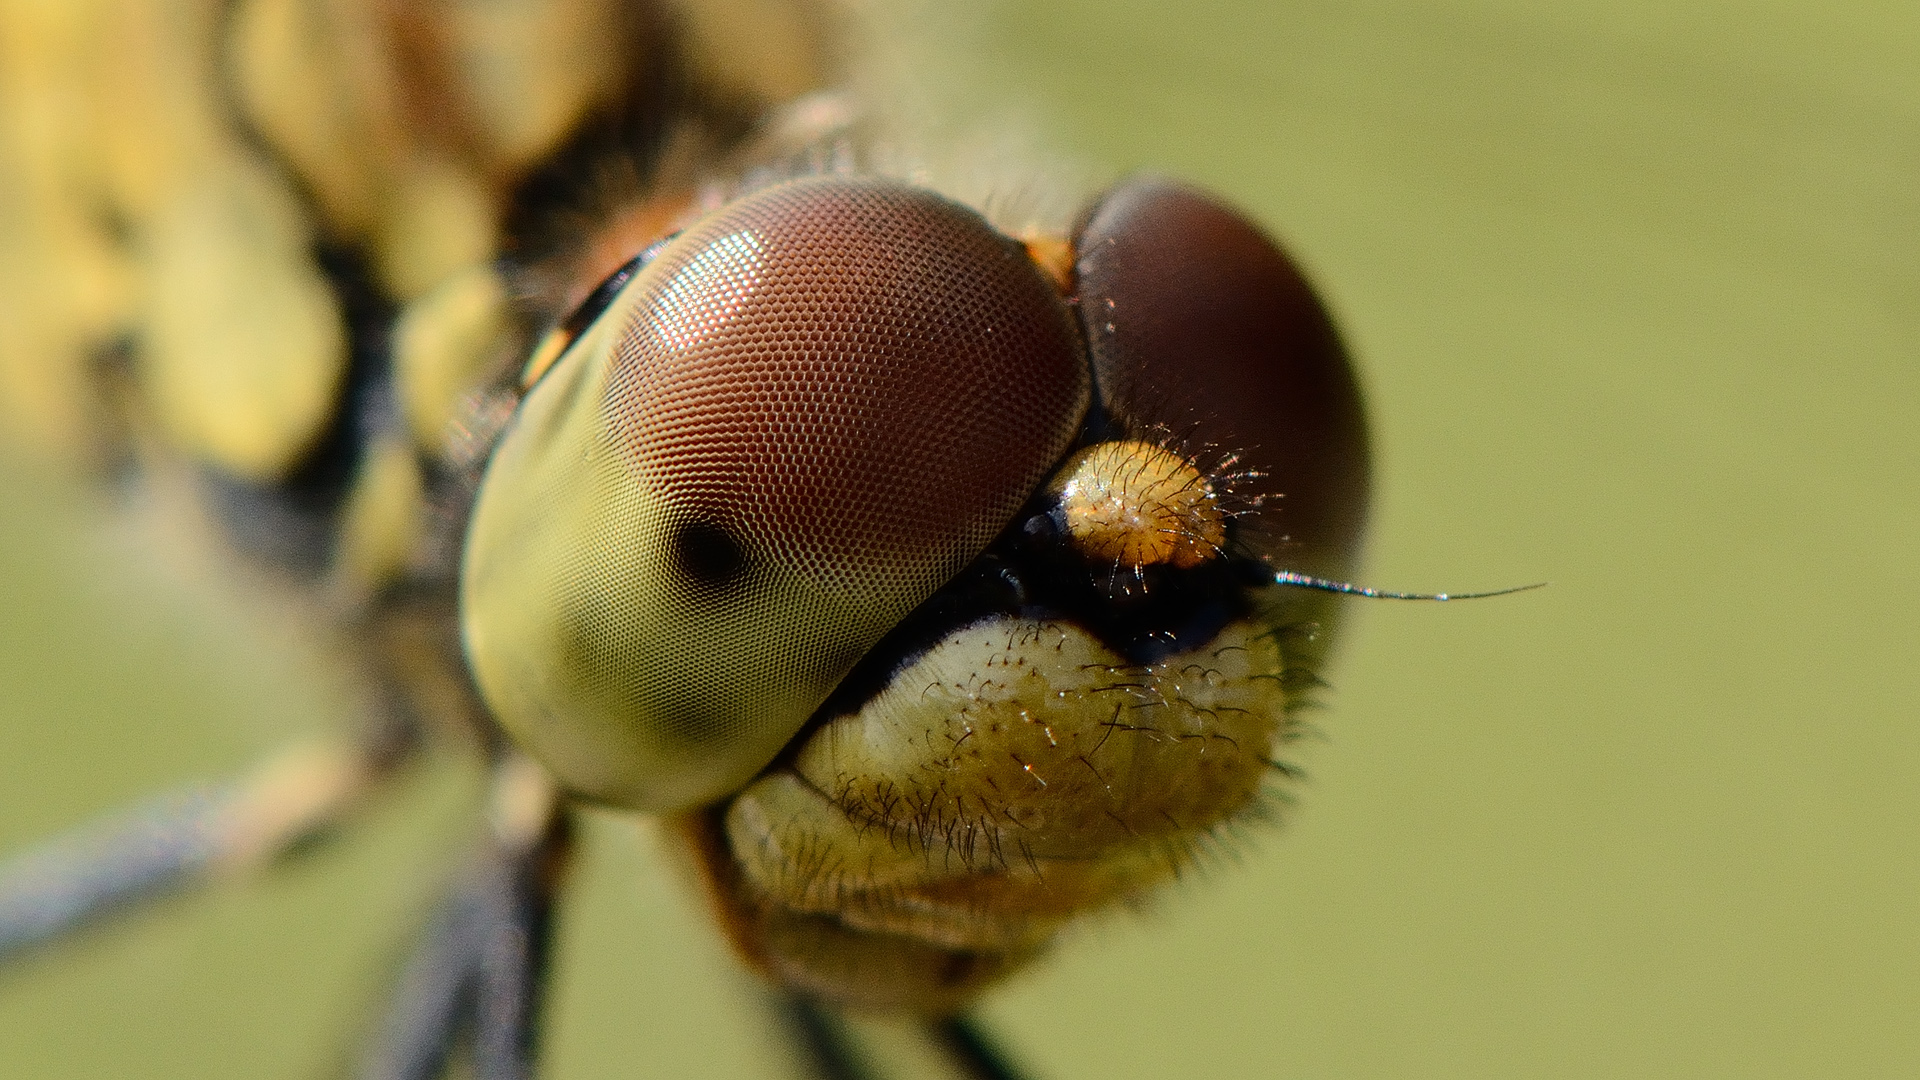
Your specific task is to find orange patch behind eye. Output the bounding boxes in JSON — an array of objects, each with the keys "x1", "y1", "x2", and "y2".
[
  {"x1": 519, "y1": 327, "x2": 569, "y2": 389},
  {"x1": 570, "y1": 194, "x2": 697, "y2": 313},
  {"x1": 1018, "y1": 231, "x2": 1075, "y2": 294},
  {"x1": 521, "y1": 194, "x2": 702, "y2": 391}
]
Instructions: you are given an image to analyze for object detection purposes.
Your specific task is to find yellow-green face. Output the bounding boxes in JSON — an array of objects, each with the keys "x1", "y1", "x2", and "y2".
[{"x1": 460, "y1": 172, "x2": 1369, "y2": 1007}]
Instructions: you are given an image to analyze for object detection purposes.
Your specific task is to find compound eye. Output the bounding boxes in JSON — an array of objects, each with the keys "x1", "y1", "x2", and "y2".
[
  {"x1": 1073, "y1": 179, "x2": 1369, "y2": 580},
  {"x1": 462, "y1": 177, "x2": 1090, "y2": 811}
]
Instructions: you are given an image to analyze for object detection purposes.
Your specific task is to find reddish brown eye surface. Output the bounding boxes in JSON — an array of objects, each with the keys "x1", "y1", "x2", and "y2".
[
  {"x1": 605, "y1": 176, "x2": 1089, "y2": 600},
  {"x1": 1073, "y1": 178, "x2": 1370, "y2": 579},
  {"x1": 462, "y1": 176, "x2": 1090, "y2": 811}
]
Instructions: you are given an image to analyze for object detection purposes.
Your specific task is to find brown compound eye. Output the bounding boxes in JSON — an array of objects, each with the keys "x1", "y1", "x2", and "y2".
[
  {"x1": 462, "y1": 176, "x2": 1090, "y2": 812},
  {"x1": 1072, "y1": 179, "x2": 1370, "y2": 581}
]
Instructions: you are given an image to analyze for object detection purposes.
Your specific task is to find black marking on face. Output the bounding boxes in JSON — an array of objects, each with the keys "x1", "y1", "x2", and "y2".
[{"x1": 805, "y1": 472, "x2": 1266, "y2": 731}]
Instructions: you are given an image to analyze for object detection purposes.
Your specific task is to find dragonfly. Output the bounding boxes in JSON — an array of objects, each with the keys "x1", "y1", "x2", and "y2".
[{"x1": 0, "y1": 1, "x2": 1516, "y2": 1076}]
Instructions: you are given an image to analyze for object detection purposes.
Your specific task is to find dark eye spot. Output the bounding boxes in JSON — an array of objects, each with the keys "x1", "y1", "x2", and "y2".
[{"x1": 672, "y1": 519, "x2": 746, "y2": 587}]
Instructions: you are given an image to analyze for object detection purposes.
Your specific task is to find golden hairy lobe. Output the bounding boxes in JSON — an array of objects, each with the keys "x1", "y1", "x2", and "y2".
[{"x1": 1049, "y1": 440, "x2": 1229, "y2": 571}]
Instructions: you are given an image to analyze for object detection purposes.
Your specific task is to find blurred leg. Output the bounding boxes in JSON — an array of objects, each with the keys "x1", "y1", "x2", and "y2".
[
  {"x1": 356, "y1": 871, "x2": 483, "y2": 1080},
  {"x1": 471, "y1": 761, "x2": 570, "y2": 1080},
  {"x1": 0, "y1": 734, "x2": 398, "y2": 963},
  {"x1": 360, "y1": 756, "x2": 570, "y2": 1080},
  {"x1": 778, "y1": 994, "x2": 882, "y2": 1080},
  {"x1": 928, "y1": 1015, "x2": 1035, "y2": 1080}
]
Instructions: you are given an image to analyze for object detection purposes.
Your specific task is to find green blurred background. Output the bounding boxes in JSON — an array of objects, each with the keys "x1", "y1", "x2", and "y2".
[{"x1": 4, "y1": 1, "x2": 1919, "y2": 1076}]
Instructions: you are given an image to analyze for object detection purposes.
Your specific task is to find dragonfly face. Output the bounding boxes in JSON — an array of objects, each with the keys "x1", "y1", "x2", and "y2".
[{"x1": 463, "y1": 172, "x2": 1368, "y2": 1010}]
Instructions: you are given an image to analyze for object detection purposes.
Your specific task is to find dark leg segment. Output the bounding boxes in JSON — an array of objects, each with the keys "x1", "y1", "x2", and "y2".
[
  {"x1": 929, "y1": 1015, "x2": 1036, "y2": 1080},
  {"x1": 358, "y1": 756, "x2": 570, "y2": 1080},
  {"x1": 776, "y1": 994, "x2": 882, "y2": 1080},
  {"x1": 471, "y1": 797, "x2": 568, "y2": 1080},
  {"x1": 356, "y1": 871, "x2": 481, "y2": 1080}
]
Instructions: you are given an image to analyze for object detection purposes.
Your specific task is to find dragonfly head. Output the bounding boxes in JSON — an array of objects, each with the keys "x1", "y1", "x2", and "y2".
[{"x1": 462, "y1": 174, "x2": 1369, "y2": 835}]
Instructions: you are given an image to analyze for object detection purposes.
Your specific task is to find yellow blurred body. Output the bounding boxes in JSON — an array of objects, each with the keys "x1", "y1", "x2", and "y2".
[{"x1": 0, "y1": 0, "x2": 829, "y2": 476}]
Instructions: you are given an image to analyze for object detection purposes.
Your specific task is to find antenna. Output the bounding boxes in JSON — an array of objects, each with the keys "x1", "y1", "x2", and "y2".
[{"x1": 1272, "y1": 571, "x2": 1546, "y2": 601}]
